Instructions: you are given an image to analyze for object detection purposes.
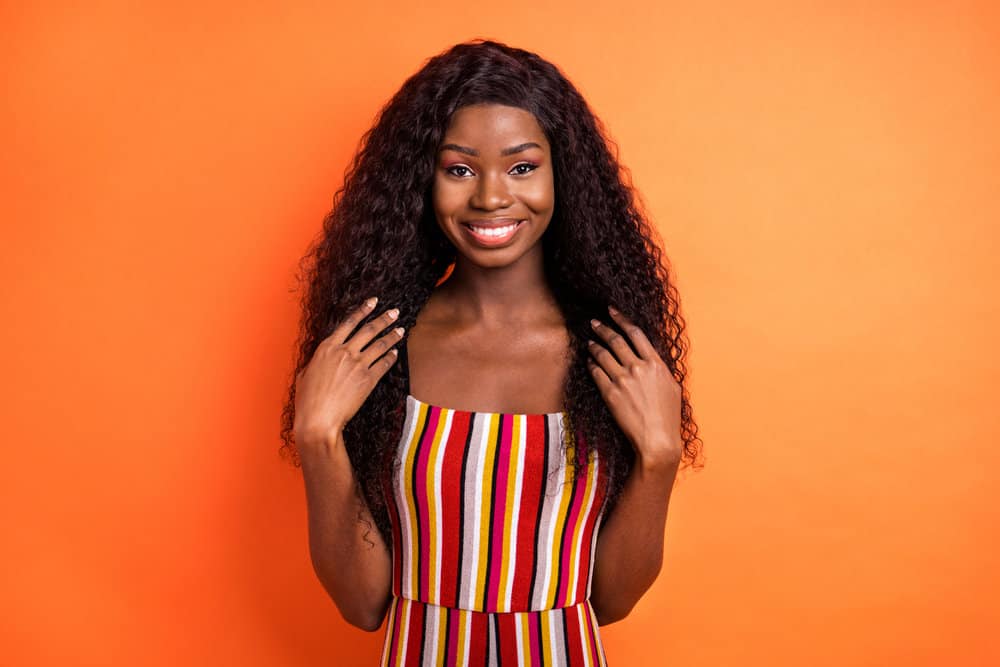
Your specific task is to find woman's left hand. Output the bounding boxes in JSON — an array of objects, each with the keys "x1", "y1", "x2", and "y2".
[{"x1": 586, "y1": 305, "x2": 684, "y2": 469}]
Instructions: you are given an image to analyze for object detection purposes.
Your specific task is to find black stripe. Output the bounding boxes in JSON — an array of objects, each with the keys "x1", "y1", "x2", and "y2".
[
  {"x1": 493, "y1": 614, "x2": 501, "y2": 665},
  {"x1": 454, "y1": 413, "x2": 474, "y2": 606},
  {"x1": 410, "y1": 404, "x2": 433, "y2": 599},
  {"x1": 527, "y1": 415, "x2": 551, "y2": 609},
  {"x1": 537, "y1": 610, "x2": 547, "y2": 667},
  {"x1": 551, "y1": 461, "x2": 580, "y2": 607},
  {"x1": 481, "y1": 414, "x2": 505, "y2": 610},
  {"x1": 418, "y1": 601, "x2": 428, "y2": 664},
  {"x1": 442, "y1": 606, "x2": 452, "y2": 665}
]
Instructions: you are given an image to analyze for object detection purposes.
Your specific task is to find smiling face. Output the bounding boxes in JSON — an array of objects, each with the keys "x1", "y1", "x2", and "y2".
[{"x1": 431, "y1": 104, "x2": 555, "y2": 267}]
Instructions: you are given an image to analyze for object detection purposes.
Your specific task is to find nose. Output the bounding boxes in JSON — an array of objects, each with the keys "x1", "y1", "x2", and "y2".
[{"x1": 470, "y1": 171, "x2": 513, "y2": 210}]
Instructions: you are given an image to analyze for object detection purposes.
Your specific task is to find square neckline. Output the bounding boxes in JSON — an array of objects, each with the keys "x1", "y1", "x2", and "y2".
[{"x1": 405, "y1": 393, "x2": 566, "y2": 418}]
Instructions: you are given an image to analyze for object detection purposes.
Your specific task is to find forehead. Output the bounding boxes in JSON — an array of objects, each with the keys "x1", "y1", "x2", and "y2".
[{"x1": 441, "y1": 104, "x2": 549, "y2": 151}]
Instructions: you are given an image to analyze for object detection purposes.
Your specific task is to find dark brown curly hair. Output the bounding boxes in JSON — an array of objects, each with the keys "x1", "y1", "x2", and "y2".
[{"x1": 279, "y1": 38, "x2": 705, "y2": 548}]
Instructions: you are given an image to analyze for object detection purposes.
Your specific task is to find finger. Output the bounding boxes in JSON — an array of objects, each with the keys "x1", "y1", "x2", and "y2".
[
  {"x1": 330, "y1": 297, "x2": 379, "y2": 345},
  {"x1": 587, "y1": 338, "x2": 623, "y2": 382},
  {"x1": 590, "y1": 317, "x2": 637, "y2": 368},
  {"x1": 367, "y1": 346, "x2": 400, "y2": 384},
  {"x1": 362, "y1": 325, "x2": 405, "y2": 368},
  {"x1": 347, "y1": 306, "x2": 401, "y2": 354},
  {"x1": 586, "y1": 355, "x2": 614, "y2": 393},
  {"x1": 607, "y1": 305, "x2": 658, "y2": 362}
]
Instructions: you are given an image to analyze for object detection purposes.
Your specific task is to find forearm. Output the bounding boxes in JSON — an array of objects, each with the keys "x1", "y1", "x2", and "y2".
[
  {"x1": 299, "y1": 431, "x2": 393, "y2": 632},
  {"x1": 589, "y1": 454, "x2": 679, "y2": 625}
]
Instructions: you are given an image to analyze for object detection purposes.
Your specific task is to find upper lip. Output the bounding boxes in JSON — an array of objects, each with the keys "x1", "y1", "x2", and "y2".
[{"x1": 463, "y1": 217, "x2": 523, "y2": 229}]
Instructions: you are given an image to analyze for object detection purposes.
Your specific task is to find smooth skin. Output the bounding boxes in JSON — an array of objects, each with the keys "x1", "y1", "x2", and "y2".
[{"x1": 294, "y1": 103, "x2": 682, "y2": 632}]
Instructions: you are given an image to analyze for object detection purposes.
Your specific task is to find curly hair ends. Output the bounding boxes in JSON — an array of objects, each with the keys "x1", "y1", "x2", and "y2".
[{"x1": 279, "y1": 38, "x2": 705, "y2": 548}]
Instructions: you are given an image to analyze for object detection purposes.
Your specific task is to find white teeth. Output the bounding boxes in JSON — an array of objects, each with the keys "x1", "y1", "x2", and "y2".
[{"x1": 469, "y1": 223, "x2": 518, "y2": 237}]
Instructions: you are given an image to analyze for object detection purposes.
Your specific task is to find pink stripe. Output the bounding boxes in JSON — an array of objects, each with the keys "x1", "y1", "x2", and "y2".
[
  {"x1": 528, "y1": 611, "x2": 541, "y2": 665},
  {"x1": 386, "y1": 597, "x2": 402, "y2": 666},
  {"x1": 486, "y1": 413, "x2": 514, "y2": 610},
  {"x1": 414, "y1": 406, "x2": 441, "y2": 600},
  {"x1": 555, "y1": 465, "x2": 588, "y2": 605}
]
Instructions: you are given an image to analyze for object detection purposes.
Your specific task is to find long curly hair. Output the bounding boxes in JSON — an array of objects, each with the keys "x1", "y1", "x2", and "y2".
[{"x1": 279, "y1": 38, "x2": 705, "y2": 548}]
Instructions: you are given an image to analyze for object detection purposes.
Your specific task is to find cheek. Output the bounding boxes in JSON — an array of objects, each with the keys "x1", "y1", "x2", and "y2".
[
  {"x1": 517, "y1": 172, "x2": 555, "y2": 213},
  {"x1": 431, "y1": 178, "x2": 466, "y2": 217}
]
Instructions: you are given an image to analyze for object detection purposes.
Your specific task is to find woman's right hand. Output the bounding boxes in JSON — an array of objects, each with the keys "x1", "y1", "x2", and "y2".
[{"x1": 293, "y1": 297, "x2": 404, "y2": 448}]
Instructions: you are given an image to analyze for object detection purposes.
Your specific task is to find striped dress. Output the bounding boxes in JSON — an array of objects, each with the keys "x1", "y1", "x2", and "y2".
[{"x1": 379, "y1": 393, "x2": 611, "y2": 666}]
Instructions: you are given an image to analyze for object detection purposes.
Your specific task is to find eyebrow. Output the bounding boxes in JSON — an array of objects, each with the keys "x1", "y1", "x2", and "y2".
[{"x1": 439, "y1": 142, "x2": 543, "y2": 157}]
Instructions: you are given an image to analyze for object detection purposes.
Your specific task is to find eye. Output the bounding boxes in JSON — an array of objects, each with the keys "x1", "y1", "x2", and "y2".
[
  {"x1": 445, "y1": 165, "x2": 473, "y2": 177},
  {"x1": 510, "y1": 162, "x2": 538, "y2": 175}
]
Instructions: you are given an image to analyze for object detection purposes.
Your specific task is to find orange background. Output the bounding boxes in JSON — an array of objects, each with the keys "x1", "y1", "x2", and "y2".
[{"x1": 3, "y1": 2, "x2": 998, "y2": 665}]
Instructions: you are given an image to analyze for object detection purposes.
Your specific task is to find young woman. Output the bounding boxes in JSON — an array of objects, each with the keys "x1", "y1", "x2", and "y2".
[{"x1": 281, "y1": 39, "x2": 704, "y2": 665}]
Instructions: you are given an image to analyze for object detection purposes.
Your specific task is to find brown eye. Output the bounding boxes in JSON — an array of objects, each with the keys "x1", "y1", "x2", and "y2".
[
  {"x1": 446, "y1": 165, "x2": 473, "y2": 177},
  {"x1": 510, "y1": 163, "x2": 538, "y2": 175}
]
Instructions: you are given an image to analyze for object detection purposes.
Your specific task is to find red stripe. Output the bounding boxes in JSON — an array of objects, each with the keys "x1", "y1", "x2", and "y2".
[
  {"x1": 381, "y1": 471, "x2": 404, "y2": 598},
  {"x1": 385, "y1": 597, "x2": 402, "y2": 666},
  {"x1": 562, "y1": 605, "x2": 586, "y2": 665},
  {"x1": 402, "y1": 599, "x2": 425, "y2": 665},
  {"x1": 438, "y1": 410, "x2": 469, "y2": 605},
  {"x1": 555, "y1": 462, "x2": 588, "y2": 605},
  {"x1": 486, "y1": 414, "x2": 514, "y2": 610},
  {"x1": 575, "y1": 457, "x2": 605, "y2": 601},
  {"x1": 511, "y1": 413, "x2": 545, "y2": 610},
  {"x1": 496, "y1": 611, "x2": 520, "y2": 664},
  {"x1": 466, "y1": 610, "x2": 488, "y2": 664},
  {"x1": 414, "y1": 407, "x2": 441, "y2": 600}
]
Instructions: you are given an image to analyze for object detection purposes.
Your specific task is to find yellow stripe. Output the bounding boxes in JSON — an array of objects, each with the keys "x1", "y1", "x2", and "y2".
[
  {"x1": 539, "y1": 607, "x2": 552, "y2": 658},
  {"x1": 402, "y1": 404, "x2": 428, "y2": 599},
  {"x1": 424, "y1": 409, "x2": 448, "y2": 601},
  {"x1": 564, "y1": 452, "x2": 597, "y2": 606},
  {"x1": 393, "y1": 597, "x2": 409, "y2": 664},
  {"x1": 456, "y1": 608, "x2": 469, "y2": 664},
  {"x1": 579, "y1": 603, "x2": 594, "y2": 667},
  {"x1": 545, "y1": 442, "x2": 577, "y2": 607},
  {"x1": 589, "y1": 602, "x2": 607, "y2": 667},
  {"x1": 497, "y1": 414, "x2": 522, "y2": 612},
  {"x1": 380, "y1": 597, "x2": 396, "y2": 667},
  {"x1": 519, "y1": 611, "x2": 532, "y2": 666},
  {"x1": 475, "y1": 413, "x2": 499, "y2": 607},
  {"x1": 435, "y1": 604, "x2": 448, "y2": 665}
]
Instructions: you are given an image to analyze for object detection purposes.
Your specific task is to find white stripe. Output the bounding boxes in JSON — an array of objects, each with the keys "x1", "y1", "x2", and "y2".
[
  {"x1": 568, "y1": 452, "x2": 599, "y2": 601},
  {"x1": 466, "y1": 414, "x2": 491, "y2": 609},
  {"x1": 539, "y1": 436, "x2": 567, "y2": 607},
  {"x1": 462, "y1": 609, "x2": 472, "y2": 665},
  {"x1": 586, "y1": 471, "x2": 608, "y2": 599},
  {"x1": 396, "y1": 398, "x2": 420, "y2": 599},
  {"x1": 379, "y1": 597, "x2": 396, "y2": 666},
  {"x1": 503, "y1": 415, "x2": 527, "y2": 610},
  {"x1": 514, "y1": 609, "x2": 525, "y2": 666},
  {"x1": 432, "y1": 410, "x2": 453, "y2": 603},
  {"x1": 398, "y1": 598, "x2": 411, "y2": 665},
  {"x1": 425, "y1": 602, "x2": 439, "y2": 667},
  {"x1": 578, "y1": 604, "x2": 592, "y2": 667}
]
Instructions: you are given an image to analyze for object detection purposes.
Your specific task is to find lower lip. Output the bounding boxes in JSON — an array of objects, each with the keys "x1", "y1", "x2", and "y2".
[{"x1": 462, "y1": 221, "x2": 525, "y2": 247}]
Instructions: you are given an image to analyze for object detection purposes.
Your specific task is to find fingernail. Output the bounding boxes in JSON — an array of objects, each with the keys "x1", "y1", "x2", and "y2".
[
  {"x1": 394, "y1": 326, "x2": 405, "y2": 336},
  {"x1": 590, "y1": 318, "x2": 600, "y2": 328},
  {"x1": 608, "y1": 305, "x2": 618, "y2": 315},
  {"x1": 366, "y1": 296, "x2": 378, "y2": 308},
  {"x1": 388, "y1": 308, "x2": 399, "y2": 319}
]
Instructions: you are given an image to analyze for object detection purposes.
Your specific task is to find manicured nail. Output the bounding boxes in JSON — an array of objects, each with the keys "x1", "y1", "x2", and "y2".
[
  {"x1": 388, "y1": 308, "x2": 399, "y2": 319},
  {"x1": 394, "y1": 326, "x2": 405, "y2": 336},
  {"x1": 366, "y1": 296, "x2": 378, "y2": 308},
  {"x1": 590, "y1": 318, "x2": 600, "y2": 328},
  {"x1": 608, "y1": 305, "x2": 618, "y2": 315}
]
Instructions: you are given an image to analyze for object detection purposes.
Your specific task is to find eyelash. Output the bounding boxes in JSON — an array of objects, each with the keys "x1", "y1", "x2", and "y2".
[{"x1": 445, "y1": 163, "x2": 538, "y2": 177}]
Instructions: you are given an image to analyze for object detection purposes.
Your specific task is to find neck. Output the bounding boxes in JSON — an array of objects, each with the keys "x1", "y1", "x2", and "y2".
[{"x1": 441, "y1": 246, "x2": 558, "y2": 327}]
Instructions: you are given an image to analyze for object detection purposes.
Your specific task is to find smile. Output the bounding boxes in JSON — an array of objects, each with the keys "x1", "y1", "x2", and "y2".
[{"x1": 462, "y1": 220, "x2": 525, "y2": 247}]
